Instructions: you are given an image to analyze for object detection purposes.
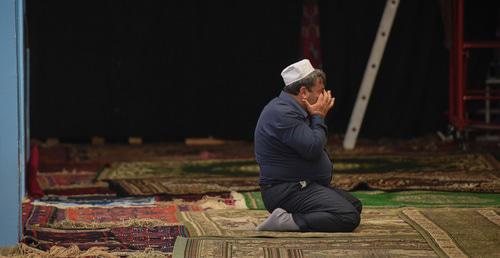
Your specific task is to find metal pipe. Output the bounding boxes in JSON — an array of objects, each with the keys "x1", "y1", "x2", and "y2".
[
  {"x1": 449, "y1": 0, "x2": 456, "y2": 123},
  {"x1": 456, "y1": 0, "x2": 465, "y2": 130}
]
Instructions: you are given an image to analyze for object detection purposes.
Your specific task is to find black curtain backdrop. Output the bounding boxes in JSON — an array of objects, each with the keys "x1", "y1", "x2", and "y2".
[{"x1": 28, "y1": 0, "x2": 451, "y2": 142}]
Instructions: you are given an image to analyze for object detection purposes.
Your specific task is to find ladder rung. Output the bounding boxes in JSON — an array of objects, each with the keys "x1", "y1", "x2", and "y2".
[
  {"x1": 467, "y1": 89, "x2": 500, "y2": 94},
  {"x1": 486, "y1": 78, "x2": 500, "y2": 85},
  {"x1": 465, "y1": 122, "x2": 500, "y2": 130},
  {"x1": 463, "y1": 41, "x2": 500, "y2": 49},
  {"x1": 475, "y1": 109, "x2": 500, "y2": 114},
  {"x1": 463, "y1": 95, "x2": 500, "y2": 100}
]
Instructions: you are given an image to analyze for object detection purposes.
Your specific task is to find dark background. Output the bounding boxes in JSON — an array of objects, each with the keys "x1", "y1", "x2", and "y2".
[{"x1": 27, "y1": 0, "x2": 499, "y2": 142}]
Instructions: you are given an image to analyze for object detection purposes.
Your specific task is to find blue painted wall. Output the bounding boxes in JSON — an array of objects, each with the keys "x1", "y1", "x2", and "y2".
[{"x1": 0, "y1": 0, "x2": 24, "y2": 246}]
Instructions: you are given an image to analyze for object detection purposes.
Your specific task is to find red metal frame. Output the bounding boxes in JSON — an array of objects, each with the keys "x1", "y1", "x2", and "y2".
[{"x1": 449, "y1": 0, "x2": 500, "y2": 131}]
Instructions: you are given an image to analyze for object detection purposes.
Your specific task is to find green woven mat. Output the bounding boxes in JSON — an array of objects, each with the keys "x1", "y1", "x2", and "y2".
[
  {"x1": 241, "y1": 190, "x2": 500, "y2": 209},
  {"x1": 99, "y1": 153, "x2": 498, "y2": 180}
]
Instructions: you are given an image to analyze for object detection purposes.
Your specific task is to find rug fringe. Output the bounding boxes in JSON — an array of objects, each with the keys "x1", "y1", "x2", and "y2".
[
  {"x1": 49, "y1": 218, "x2": 177, "y2": 229},
  {"x1": 1, "y1": 243, "x2": 170, "y2": 258}
]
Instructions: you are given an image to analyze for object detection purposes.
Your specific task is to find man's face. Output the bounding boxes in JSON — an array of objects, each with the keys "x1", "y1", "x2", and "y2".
[{"x1": 304, "y1": 78, "x2": 325, "y2": 105}]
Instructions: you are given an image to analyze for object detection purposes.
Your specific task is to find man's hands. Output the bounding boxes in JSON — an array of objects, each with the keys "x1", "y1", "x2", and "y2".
[{"x1": 302, "y1": 90, "x2": 335, "y2": 119}]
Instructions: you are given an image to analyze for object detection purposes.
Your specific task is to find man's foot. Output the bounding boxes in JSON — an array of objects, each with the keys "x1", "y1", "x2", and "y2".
[{"x1": 256, "y1": 208, "x2": 300, "y2": 231}]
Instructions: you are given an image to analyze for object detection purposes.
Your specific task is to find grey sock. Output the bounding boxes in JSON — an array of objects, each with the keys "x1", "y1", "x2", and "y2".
[{"x1": 256, "y1": 208, "x2": 300, "y2": 231}]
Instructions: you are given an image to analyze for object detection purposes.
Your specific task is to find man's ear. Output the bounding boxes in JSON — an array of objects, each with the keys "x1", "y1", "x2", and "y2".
[{"x1": 299, "y1": 86, "x2": 308, "y2": 99}]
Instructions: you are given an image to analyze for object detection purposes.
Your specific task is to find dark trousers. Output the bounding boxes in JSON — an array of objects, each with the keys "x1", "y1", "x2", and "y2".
[{"x1": 261, "y1": 181, "x2": 362, "y2": 232}]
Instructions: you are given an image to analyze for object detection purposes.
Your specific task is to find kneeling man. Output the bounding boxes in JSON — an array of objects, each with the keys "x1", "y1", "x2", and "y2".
[{"x1": 254, "y1": 59, "x2": 362, "y2": 232}]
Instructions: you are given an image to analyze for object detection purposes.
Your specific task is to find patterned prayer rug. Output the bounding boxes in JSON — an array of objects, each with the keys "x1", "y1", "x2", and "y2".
[
  {"x1": 98, "y1": 159, "x2": 260, "y2": 195},
  {"x1": 35, "y1": 145, "x2": 112, "y2": 196},
  {"x1": 34, "y1": 196, "x2": 156, "y2": 207},
  {"x1": 22, "y1": 202, "x2": 34, "y2": 230},
  {"x1": 176, "y1": 208, "x2": 417, "y2": 238},
  {"x1": 173, "y1": 208, "x2": 500, "y2": 258},
  {"x1": 37, "y1": 171, "x2": 114, "y2": 196},
  {"x1": 38, "y1": 145, "x2": 107, "y2": 174},
  {"x1": 22, "y1": 201, "x2": 201, "y2": 252},
  {"x1": 237, "y1": 191, "x2": 500, "y2": 210},
  {"x1": 98, "y1": 159, "x2": 260, "y2": 180},
  {"x1": 400, "y1": 208, "x2": 500, "y2": 257},
  {"x1": 98, "y1": 153, "x2": 500, "y2": 195},
  {"x1": 333, "y1": 153, "x2": 500, "y2": 192},
  {"x1": 52, "y1": 204, "x2": 181, "y2": 228},
  {"x1": 51, "y1": 204, "x2": 188, "y2": 229},
  {"x1": 22, "y1": 198, "x2": 205, "y2": 253},
  {"x1": 155, "y1": 192, "x2": 233, "y2": 202},
  {"x1": 24, "y1": 204, "x2": 57, "y2": 228},
  {"x1": 37, "y1": 172, "x2": 103, "y2": 189},
  {"x1": 173, "y1": 208, "x2": 436, "y2": 257},
  {"x1": 110, "y1": 177, "x2": 259, "y2": 196},
  {"x1": 24, "y1": 225, "x2": 187, "y2": 253},
  {"x1": 47, "y1": 197, "x2": 244, "y2": 229},
  {"x1": 24, "y1": 196, "x2": 241, "y2": 230},
  {"x1": 173, "y1": 236, "x2": 437, "y2": 258}
]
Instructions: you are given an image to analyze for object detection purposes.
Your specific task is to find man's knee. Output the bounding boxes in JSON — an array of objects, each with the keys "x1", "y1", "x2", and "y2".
[
  {"x1": 344, "y1": 211, "x2": 361, "y2": 231},
  {"x1": 319, "y1": 212, "x2": 360, "y2": 232},
  {"x1": 355, "y1": 201, "x2": 363, "y2": 214},
  {"x1": 333, "y1": 212, "x2": 360, "y2": 232}
]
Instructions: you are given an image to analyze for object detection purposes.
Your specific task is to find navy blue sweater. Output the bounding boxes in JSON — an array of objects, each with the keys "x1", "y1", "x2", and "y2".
[{"x1": 254, "y1": 91, "x2": 333, "y2": 185}]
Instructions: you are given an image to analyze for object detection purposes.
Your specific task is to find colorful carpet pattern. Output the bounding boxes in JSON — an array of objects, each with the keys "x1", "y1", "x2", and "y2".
[
  {"x1": 23, "y1": 203, "x2": 56, "y2": 229},
  {"x1": 98, "y1": 153, "x2": 500, "y2": 195},
  {"x1": 55, "y1": 204, "x2": 181, "y2": 228},
  {"x1": 22, "y1": 143, "x2": 500, "y2": 256},
  {"x1": 21, "y1": 195, "x2": 228, "y2": 254},
  {"x1": 22, "y1": 191, "x2": 500, "y2": 257},
  {"x1": 33, "y1": 196, "x2": 156, "y2": 207},
  {"x1": 37, "y1": 171, "x2": 114, "y2": 196},
  {"x1": 173, "y1": 208, "x2": 500, "y2": 258},
  {"x1": 36, "y1": 155, "x2": 114, "y2": 196},
  {"x1": 21, "y1": 195, "x2": 242, "y2": 254},
  {"x1": 37, "y1": 172, "x2": 106, "y2": 189},
  {"x1": 24, "y1": 225, "x2": 186, "y2": 253}
]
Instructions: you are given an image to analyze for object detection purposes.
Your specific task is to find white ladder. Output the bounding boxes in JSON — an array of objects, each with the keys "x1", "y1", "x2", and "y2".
[{"x1": 343, "y1": 0, "x2": 400, "y2": 149}]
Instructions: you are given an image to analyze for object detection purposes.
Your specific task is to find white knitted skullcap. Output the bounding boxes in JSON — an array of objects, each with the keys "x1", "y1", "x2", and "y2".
[{"x1": 281, "y1": 59, "x2": 315, "y2": 86}]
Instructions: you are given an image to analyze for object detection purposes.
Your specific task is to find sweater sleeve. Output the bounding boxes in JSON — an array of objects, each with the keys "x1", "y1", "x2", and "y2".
[{"x1": 276, "y1": 113, "x2": 328, "y2": 161}]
